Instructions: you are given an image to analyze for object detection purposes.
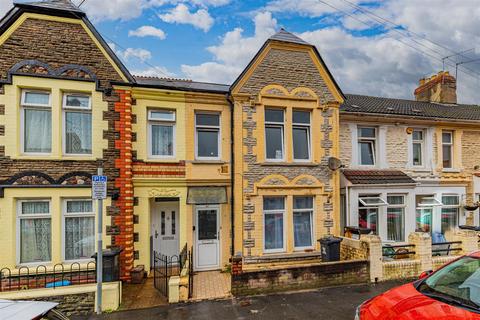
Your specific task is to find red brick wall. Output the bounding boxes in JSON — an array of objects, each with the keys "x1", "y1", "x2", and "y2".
[{"x1": 112, "y1": 89, "x2": 134, "y2": 281}]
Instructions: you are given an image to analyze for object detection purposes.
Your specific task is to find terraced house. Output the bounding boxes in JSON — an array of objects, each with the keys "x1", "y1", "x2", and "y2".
[
  {"x1": 3, "y1": 0, "x2": 480, "y2": 311},
  {"x1": 340, "y1": 71, "x2": 480, "y2": 243}
]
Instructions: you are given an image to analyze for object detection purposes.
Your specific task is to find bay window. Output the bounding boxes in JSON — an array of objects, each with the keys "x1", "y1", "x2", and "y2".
[
  {"x1": 387, "y1": 195, "x2": 405, "y2": 241},
  {"x1": 293, "y1": 196, "x2": 314, "y2": 249},
  {"x1": 263, "y1": 197, "x2": 285, "y2": 252},
  {"x1": 357, "y1": 127, "x2": 376, "y2": 165},
  {"x1": 63, "y1": 93, "x2": 92, "y2": 155},
  {"x1": 292, "y1": 110, "x2": 311, "y2": 161},
  {"x1": 441, "y1": 195, "x2": 459, "y2": 235},
  {"x1": 195, "y1": 113, "x2": 220, "y2": 160},
  {"x1": 358, "y1": 196, "x2": 387, "y2": 235},
  {"x1": 412, "y1": 129, "x2": 424, "y2": 167},
  {"x1": 442, "y1": 131, "x2": 453, "y2": 168},
  {"x1": 18, "y1": 200, "x2": 51, "y2": 264},
  {"x1": 265, "y1": 109, "x2": 284, "y2": 161},
  {"x1": 148, "y1": 109, "x2": 175, "y2": 157},
  {"x1": 64, "y1": 199, "x2": 95, "y2": 261},
  {"x1": 21, "y1": 90, "x2": 52, "y2": 154}
]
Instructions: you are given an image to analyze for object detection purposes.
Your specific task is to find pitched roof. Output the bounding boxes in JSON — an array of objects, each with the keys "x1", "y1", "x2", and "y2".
[
  {"x1": 16, "y1": 0, "x2": 84, "y2": 15},
  {"x1": 269, "y1": 28, "x2": 310, "y2": 45},
  {"x1": 133, "y1": 76, "x2": 230, "y2": 94},
  {"x1": 342, "y1": 94, "x2": 480, "y2": 121},
  {"x1": 342, "y1": 170, "x2": 416, "y2": 185}
]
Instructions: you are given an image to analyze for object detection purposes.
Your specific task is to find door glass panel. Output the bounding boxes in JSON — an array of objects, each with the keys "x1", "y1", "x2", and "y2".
[
  {"x1": 161, "y1": 211, "x2": 165, "y2": 235},
  {"x1": 416, "y1": 208, "x2": 432, "y2": 233},
  {"x1": 198, "y1": 209, "x2": 217, "y2": 240},
  {"x1": 171, "y1": 211, "x2": 176, "y2": 235},
  {"x1": 359, "y1": 208, "x2": 378, "y2": 234}
]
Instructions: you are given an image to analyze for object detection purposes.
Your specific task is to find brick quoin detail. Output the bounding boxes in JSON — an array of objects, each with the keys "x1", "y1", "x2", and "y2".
[{"x1": 113, "y1": 89, "x2": 134, "y2": 281}]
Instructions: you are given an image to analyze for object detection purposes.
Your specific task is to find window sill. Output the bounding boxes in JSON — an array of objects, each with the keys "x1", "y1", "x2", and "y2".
[
  {"x1": 190, "y1": 160, "x2": 227, "y2": 165},
  {"x1": 144, "y1": 158, "x2": 181, "y2": 163},
  {"x1": 442, "y1": 168, "x2": 462, "y2": 173},
  {"x1": 409, "y1": 167, "x2": 433, "y2": 173},
  {"x1": 259, "y1": 162, "x2": 319, "y2": 167},
  {"x1": 15, "y1": 155, "x2": 96, "y2": 161}
]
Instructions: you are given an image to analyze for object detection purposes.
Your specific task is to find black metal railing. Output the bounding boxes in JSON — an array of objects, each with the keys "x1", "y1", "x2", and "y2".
[
  {"x1": 188, "y1": 246, "x2": 193, "y2": 299},
  {"x1": 432, "y1": 241, "x2": 462, "y2": 256},
  {"x1": 382, "y1": 244, "x2": 416, "y2": 259},
  {"x1": 153, "y1": 244, "x2": 191, "y2": 297},
  {"x1": 0, "y1": 262, "x2": 96, "y2": 292}
]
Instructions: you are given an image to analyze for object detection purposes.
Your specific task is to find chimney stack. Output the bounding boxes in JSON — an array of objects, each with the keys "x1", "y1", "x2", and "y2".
[{"x1": 414, "y1": 71, "x2": 457, "y2": 104}]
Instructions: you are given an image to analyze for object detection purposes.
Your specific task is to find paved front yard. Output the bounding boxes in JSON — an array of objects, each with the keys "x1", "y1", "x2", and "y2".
[{"x1": 78, "y1": 280, "x2": 408, "y2": 320}]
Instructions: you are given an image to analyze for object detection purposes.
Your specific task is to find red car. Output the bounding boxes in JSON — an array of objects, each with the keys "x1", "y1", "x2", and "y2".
[{"x1": 356, "y1": 252, "x2": 480, "y2": 319}]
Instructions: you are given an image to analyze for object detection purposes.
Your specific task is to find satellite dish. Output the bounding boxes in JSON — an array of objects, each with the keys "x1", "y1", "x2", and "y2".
[{"x1": 328, "y1": 157, "x2": 343, "y2": 171}]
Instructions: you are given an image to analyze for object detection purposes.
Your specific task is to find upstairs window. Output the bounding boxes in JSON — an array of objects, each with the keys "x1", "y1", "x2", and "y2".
[
  {"x1": 412, "y1": 129, "x2": 424, "y2": 166},
  {"x1": 63, "y1": 93, "x2": 92, "y2": 155},
  {"x1": 442, "y1": 131, "x2": 453, "y2": 168},
  {"x1": 357, "y1": 127, "x2": 376, "y2": 165},
  {"x1": 148, "y1": 110, "x2": 175, "y2": 158},
  {"x1": 195, "y1": 113, "x2": 220, "y2": 160},
  {"x1": 292, "y1": 110, "x2": 311, "y2": 161},
  {"x1": 21, "y1": 90, "x2": 52, "y2": 154},
  {"x1": 265, "y1": 109, "x2": 284, "y2": 161}
]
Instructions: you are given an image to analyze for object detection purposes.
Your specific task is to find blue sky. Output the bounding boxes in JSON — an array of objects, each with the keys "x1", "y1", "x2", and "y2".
[{"x1": 3, "y1": 0, "x2": 480, "y2": 103}]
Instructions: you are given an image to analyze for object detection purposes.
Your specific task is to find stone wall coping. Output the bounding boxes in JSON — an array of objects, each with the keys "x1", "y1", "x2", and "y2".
[
  {"x1": 244, "y1": 252, "x2": 321, "y2": 264},
  {"x1": 240, "y1": 259, "x2": 368, "y2": 274},
  {"x1": 0, "y1": 281, "x2": 120, "y2": 300}
]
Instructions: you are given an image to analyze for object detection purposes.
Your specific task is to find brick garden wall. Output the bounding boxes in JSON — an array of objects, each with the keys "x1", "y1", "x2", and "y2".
[{"x1": 231, "y1": 260, "x2": 369, "y2": 296}]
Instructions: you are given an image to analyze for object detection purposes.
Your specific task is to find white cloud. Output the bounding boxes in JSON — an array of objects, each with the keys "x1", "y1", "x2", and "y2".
[
  {"x1": 131, "y1": 66, "x2": 176, "y2": 78},
  {"x1": 122, "y1": 48, "x2": 152, "y2": 62},
  {"x1": 0, "y1": 0, "x2": 13, "y2": 18},
  {"x1": 129, "y1": 26, "x2": 166, "y2": 40},
  {"x1": 158, "y1": 4, "x2": 214, "y2": 32},
  {"x1": 181, "y1": 11, "x2": 277, "y2": 83},
  {"x1": 82, "y1": 0, "x2": 147, "y2": 21}
]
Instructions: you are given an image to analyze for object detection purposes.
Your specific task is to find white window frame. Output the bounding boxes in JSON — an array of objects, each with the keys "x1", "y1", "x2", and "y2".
[
  {"x1": 148, "y1": 109, "x2": 176, "y2": 159},
  {"x1": 417, "y1": 196, "x2": 443, "y2": 207},
  {"x1": 357, "y1": 126, "x2": 377, "y2": 166},
  {"x1": 440, "y1": 194, "x2": 460, "y2": 234},
  {"x1": 292, "y1": 110, "x2": 311, "y2": 162},
  {"x1": 265, "y1": 108, "x2": 285, "y2": 162},
  {"x1": 358, "y1": 196, "x2": 388, "y2": 207},
  {"x1": 263, "y1": 196, "x2": 286, "y2": 253},
  {"x1": 20, "y1": 90, "x2": 52, "y2": 155},
  {"x1": 195, "y1": 112, "x2": 221, "y2": 160},
  {"x1": 293, "y1": 196, "x2": 314, "y2": 250},
  {"x1": 62, "y1": 93, "x2": 93, "y2": 156},
  {"x1": 442, "y1": 130, "x2": 454, "y2": 169},
  {"x1": 16, "y1": 199, "x2": 52, "y2": 266},
  {"x1": 62, "y1": 199, "x2": 95, "y2": 263},
  {"x1": 386, "y1": 194, "x2": 406, "y2": 242},
  {"x1": 412, "y1": 129, "x2": 425, "y2": 167}
]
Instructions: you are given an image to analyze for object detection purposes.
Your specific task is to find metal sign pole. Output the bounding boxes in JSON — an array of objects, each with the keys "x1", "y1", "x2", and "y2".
[{"x1": 96, "y1": 168, "x2": 103, "y2": 315}]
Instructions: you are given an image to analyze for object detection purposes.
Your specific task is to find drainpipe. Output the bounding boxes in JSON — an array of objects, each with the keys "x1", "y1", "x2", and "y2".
[{"x1": 227, "y1": 94, "x2": 235, "y2": 257}]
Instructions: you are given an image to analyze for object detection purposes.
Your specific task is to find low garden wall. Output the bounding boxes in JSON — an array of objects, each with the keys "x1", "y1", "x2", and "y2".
[{"x1": 231, "y1": 259, "x2": 369, "y2": 296}]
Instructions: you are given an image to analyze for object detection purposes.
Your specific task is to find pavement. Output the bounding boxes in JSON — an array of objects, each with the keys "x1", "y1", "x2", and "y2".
[{"x1": 78, "y1": 280, "x2": 408, "y2": 320}]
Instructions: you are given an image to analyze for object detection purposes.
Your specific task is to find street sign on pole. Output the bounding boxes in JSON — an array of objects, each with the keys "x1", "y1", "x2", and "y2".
[
  {"x1": 93, "y1": 169, "x2": 106, "y2": 315},
  {"x1": 92, "y1": 175, "x2": 107, "y2": 200}
]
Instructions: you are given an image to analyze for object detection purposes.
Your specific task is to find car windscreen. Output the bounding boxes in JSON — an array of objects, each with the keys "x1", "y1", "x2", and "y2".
[{"x1": 417, "y1": 257, "x2": 480, "y2": 312}]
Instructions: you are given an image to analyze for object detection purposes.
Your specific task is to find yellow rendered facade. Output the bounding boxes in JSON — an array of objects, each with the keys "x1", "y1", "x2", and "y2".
[
  {"x1": 0, "y1": 75, "x2": 108, "y2": 160},
  {"x1": 0, "y1": 187, "x2": 111, "y2": 269},
  {"x1": 131, "y1": 88, "x2": 232, "y2": 271}
]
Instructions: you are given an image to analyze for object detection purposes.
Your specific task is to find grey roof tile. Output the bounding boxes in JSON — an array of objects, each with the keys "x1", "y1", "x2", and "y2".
[
  {"x1": 342, "y1": 94, "x2": 480, "y2": 121},
  {"x1": 133, "y1": 76, "x2": 230, "y2": 93},
  {"x1": 18, "y1": 0, "x2": 83, "y2": 14},
  {"x1": 269, "y1": 28, "x2": 310, "y2": 46},
  {"x1": 342, "y1": 170, "x2": 416, "y2": 185}
]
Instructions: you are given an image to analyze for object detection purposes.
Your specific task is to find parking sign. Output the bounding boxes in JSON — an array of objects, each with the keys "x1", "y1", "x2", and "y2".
[{"x1": 92, "y1": 175, "x2": 107, "y2": 200}]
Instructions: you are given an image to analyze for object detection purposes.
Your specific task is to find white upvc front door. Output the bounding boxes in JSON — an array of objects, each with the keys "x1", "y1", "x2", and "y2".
[
  {"x1": 194, "y1": 205, "x2": 220, "y2": 271},
  {"x1": 152, "y1": 201, "x2": 179, "y2": 257}
]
